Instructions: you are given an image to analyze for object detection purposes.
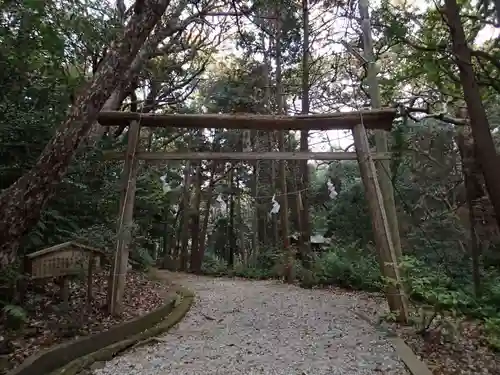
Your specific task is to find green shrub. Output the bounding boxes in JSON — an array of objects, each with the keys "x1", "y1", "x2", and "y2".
[
  {"x1": 325, "y1": 183, "x2": 372, "y2": 246},
  {"x1": 476, "y1": 271, "x2": 500, "y2": 316},
  {"x1": 232, "y1": 264, "x2": 275, "y2": 279},
  {"x1": 399, "y1": 256, "x2": 472, "y2": 309},
  {"x1": 255, "y1": 246, "x2": 281, "y2": 272},
  {"x1": 300, "y1": 244, "x2": 381, "y2": 291},
  {"x1": 2, "y1": 304, "x2": 27, "y2": 330},
  {"x1": 205, "y1": 243, "x2": 382, "y2": 291},
  {"x1": 201, "y1": 252, "x2": 228, "y2": 276},
  {"x1": 484, "y1": 317, "x2": 500, "y2": 351},
  {"x1": 129, "y1": 246, "x2": 155, "y2": 271}
]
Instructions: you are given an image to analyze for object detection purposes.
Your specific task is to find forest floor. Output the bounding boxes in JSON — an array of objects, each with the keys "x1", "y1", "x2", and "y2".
[
  {"x1": 350, "y1": 291, "x2": 500, "y2": 375},
  {"x1": 3, "y1": 270, "x2": 498, "y2": 375},
  {"x1": 0, "y1": 268, "x2": 171, "y2": 374},
  {"x1": 92, "y1": 271, "x2": 500, "y2": 375},
  {"x1": 92, "y1": 271, "x2": 410, "y2": 375}
]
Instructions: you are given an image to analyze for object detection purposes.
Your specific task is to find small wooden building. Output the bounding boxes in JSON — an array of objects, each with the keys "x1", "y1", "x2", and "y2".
[
  {"x1": 289, "y1": 233, "x2": 332, "y2": 252},
  {"x1": 24, "y1": 242, "x2": 107, "y2": 308},
  {"x1": 25, "y1": 241, "x2": 105, "y2": 279}
]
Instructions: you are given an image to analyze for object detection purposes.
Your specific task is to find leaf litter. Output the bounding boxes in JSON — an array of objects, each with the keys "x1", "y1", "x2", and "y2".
[
  {"x1": 0, "y1": 268, "x2": 170, "y2": 374},
  {"x1": 345, "y1": 288, "x2": 500, "y2": 375}
]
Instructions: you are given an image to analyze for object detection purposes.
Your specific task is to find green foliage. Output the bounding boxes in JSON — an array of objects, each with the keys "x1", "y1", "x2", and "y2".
[
  {"x1": 204, "y1": 242, "x2": 382, "y2": 291},
  {"x1": 207, "y1": 232, "x2": 500, "y2": 349},
  {"x1": 484, "y1": 318, "x2": 500, "y2": 351},
  {"x1": 0, "y1": 0, "x2": 123, "y2": 260},
  {"x1": 0, "y1": 262, "x2": 23, "y2": 305},
  {"x1": 201, "y1": 253, "x2": 228, "y2": 276},
  {"x1": 0, "y1": 0, "x2": 177, "y2": 289},
  {"x1": 297, "y1": 244, "x2": 381, "y2": 290},
  {"x1": 254, "y1": 246, "x2": 281, "y2": 272},
  {"x1": 232, "y1": 263, "x2": 276, "y2": 280},
  {"x1": 478, "y1": 272, "x2": 500, "y2": 315},
  {"x1": 200, "y1": 57, "x2": 271, "y2": 114},
  {"x1": 1, "y1": 0, "x2": 499, "y2": 354},
  {"x1": 0, "y1": 262, "x2": 21, "y2": 287},
  {"x1": 399, "y1": 256, "x2": 472, "y2": 311},
  {"x1": 2, "y1": 305, "x2": 28, "y2": 330},
  {"x1": 397, "y1": 256, "x2": 500, "y2": 344},
  {"x1": 131, "y1": 246, "x2": 155, "y2": 271},
  {"x1": 74, "y1": 224, "x2": 155, "y2": 271},
  {"x1": 201, "y1": 247, "x2": 283, "y2": 280},
  {"x1": 325, "y1": 183, "x2": 372, "y2": 245}
]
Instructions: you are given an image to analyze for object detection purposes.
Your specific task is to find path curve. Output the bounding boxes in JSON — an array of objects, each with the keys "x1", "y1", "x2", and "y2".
[{"x1": 94, "y1": 272, "x2": 409, "y2": 375}]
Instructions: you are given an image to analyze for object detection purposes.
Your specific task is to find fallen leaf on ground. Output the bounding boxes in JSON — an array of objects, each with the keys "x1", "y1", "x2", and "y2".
[{"x1": 0, "y1": 267, "x2": 171, "y2": 374}]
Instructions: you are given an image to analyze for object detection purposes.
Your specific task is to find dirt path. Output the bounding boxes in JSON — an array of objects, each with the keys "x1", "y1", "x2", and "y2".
[{"x1": 94, "y1": 272, "x2": 410, "y2": 375}]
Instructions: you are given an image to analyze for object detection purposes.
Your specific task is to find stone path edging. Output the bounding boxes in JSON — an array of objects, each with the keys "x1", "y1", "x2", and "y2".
[{"x1": 7, "y1": 286, "x2": 194, "y2": 375}]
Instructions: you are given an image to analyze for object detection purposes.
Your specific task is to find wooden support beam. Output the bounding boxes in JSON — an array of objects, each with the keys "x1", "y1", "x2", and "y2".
[
  {"x1": 97, "y1": 108, "x2": 397, "y2": 131},
  {"x1": 108, "y1": 120, "x2": 140, "y2": 316},
  {"x1": 102, "y1": 151, "x2": 392, "y2": 161},
  {"x1": 352, "y1": 122, "x2": 409, "y2": 323},
  {"x1": 356, "y1": 0, "x2": 408, "y2": 323},
  {"x1": 358, "y1": 0, "x2": 406, "y2": 262}
]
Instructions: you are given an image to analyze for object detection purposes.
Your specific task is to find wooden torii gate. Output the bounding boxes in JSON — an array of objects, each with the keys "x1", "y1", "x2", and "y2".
[{"x1": 97, "y1": 108, "x2": 408, "y2": 322}]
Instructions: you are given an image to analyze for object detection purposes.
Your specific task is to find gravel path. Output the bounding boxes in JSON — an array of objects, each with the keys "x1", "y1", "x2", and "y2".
[{"x1": 94, "y1": 273, "x2": 410, "y2": 375}]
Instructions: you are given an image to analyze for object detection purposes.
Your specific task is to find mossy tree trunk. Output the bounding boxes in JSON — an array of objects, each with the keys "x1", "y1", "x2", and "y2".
[{"x1": 0, "y1": 0, "x2": 170, "y2": 265}]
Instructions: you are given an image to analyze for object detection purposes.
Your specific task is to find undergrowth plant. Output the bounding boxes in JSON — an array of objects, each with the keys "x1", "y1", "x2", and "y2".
[{"x1": 2, "y1": 304, "x2": 27, "y2": 330}]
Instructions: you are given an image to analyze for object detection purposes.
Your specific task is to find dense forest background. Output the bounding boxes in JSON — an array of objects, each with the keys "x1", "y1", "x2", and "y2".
[{"x1": 1, "y1": 0, "x2": 500, "y2": 365}]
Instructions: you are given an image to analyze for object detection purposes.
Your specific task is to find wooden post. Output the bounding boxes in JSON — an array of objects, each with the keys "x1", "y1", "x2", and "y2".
[
  {"x1": 355, "y1": 0, "x2": 408, "y2": 322},
  {"x1": 357, "y1": 0, "x2": 404, "y2": 262},
  {"x1": 58, "y1": 276, "x2": 70, "y2": 312},
  {"x1": 102, "y1": 151, "x2": 392, "y2": 161},
  {"x1": 352, "y1": 123, "x2": 408, "y2": 323},
  {"x1": 108, "y1": 120, "x2": 140, "y2": 315},
  {"x1": 87, "y1": 254, "x2": 94, "y2": 312}
]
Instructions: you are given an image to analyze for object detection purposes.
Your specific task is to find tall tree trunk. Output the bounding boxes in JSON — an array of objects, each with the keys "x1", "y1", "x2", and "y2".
[
  {"x1": 179, "y1": 163, "x2": 193, "y2": 271},
  {"x1": 455, "y1": 107, "x2": 482, "y2": 296},
  {"x1": 458, "y1": 135, "x2": 482, "y2": 296},
  {"x1": 228, "y1": 167, "x2": 236, "y2": 268},
  {"x1": 251, "y1": 26, "x2": 273, "y2": 261},
  {"x1": 162, "y1": 220, "x2": 169, "y2": 259},
  {"x1": 173, "y1": 210, "x2": 184, "y2": 268},
  {"x1": 194, "y1": 130, "x2": 223, "y2": 271},
  {"x1": 288, "y1": 133, "x2": 302, "y2": 239},
  {"x1": 275, "y1": 5, "x2": 292, "y2": 283},
  {"x1": 237, "y1": 167, "x2": 247, "y2": 266},
  {"x1": 270, "y1": 132, "x2": 279, "y2": 247},
  {"x1": 197, "y1": 197, "x2": 212, "y2": 270},
  {"x1": 251, "y1": 141, "x2": 260, "y2": 265},
  {"x1": 164, "y1": 196, "x2": 183, "y2": 269},
  {"x1": 0, "y1": 0, "x2": 171, "y2": 265},
  {"x1": 197, "y1": 164, "x2": 217, "y2": 272},
  {"x1": 179, "y1": 197, "x2": 192, "y2": 271},
  {"x1": 443, "y1": 0, "x2": 500, "y2": 230},
  {"x1": 299, "y1": 0, "x2": 312, "y2": 267},
  {"x1": 265, "y1": 47, "x2": 278, "y2": 248},
  {"x1": 189, "y1": 162, "x2": 203, "y2": 273}
]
